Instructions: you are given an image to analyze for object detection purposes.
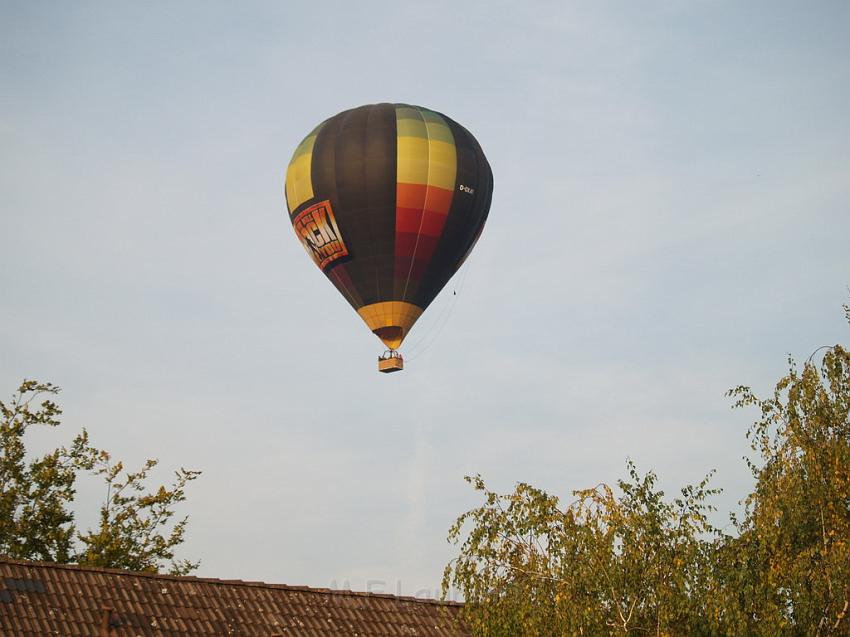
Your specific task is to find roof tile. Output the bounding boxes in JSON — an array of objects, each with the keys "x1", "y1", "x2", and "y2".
[{"x1": 0, "y1": 558, "x2": 467, "y2": 636}]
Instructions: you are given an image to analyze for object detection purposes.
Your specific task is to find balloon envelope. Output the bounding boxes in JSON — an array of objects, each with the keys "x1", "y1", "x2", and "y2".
[{"x1": 285, "y1": 103, "x2": 493, "y2": 349}]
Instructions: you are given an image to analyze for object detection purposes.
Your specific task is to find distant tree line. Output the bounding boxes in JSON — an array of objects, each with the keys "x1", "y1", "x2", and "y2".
[{"x1": 444, "y1": 304, "x2": 850, "y2": 636}]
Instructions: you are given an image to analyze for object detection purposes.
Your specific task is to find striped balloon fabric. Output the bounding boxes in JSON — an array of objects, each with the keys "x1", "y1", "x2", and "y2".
[{"x1": 285, "y1": 103, "x2": 493, "y2": 350}]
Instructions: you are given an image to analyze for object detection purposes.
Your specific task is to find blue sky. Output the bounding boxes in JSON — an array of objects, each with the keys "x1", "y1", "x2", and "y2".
[{"x1": 1, "y1": 1, "x2": 848, "y2": 596}]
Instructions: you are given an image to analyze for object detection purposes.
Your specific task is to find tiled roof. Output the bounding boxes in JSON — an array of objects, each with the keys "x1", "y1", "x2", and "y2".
[{"x1": 0, "y1": 558, "x2": 467, "y2": 636}]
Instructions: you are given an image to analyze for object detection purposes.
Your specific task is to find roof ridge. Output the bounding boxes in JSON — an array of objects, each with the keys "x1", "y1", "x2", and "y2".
[{"x1": 0, "y1": 556, "x2": 463, "y2": 607}]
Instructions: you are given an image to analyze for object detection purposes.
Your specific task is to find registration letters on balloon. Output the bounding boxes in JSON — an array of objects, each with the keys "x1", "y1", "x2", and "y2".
[{"x1": 292, "y1": 200, "x2": 349, "y2": 270}]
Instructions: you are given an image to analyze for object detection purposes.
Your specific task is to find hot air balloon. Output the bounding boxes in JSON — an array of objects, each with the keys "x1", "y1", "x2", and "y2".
[{"x1": 284, "y1": 103, "x2": 493, "y2": 372}]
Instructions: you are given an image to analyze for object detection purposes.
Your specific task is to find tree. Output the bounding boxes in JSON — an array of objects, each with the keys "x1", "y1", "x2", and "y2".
[
  {"x1": 76, "y1": 454, "x2": 200, "y2": 575},
  {"x1": 0, "y1": 381, "x2": 97, "y2": 563},
  {"x1": 718, "y1": 341, "x2": 850, "y2": 636},
  {"x1": 0, "y1": 380, "x2": 201, "y2": 574},
  {"x1": 444, "y1": 304, "x2": 850, "y2": 636},
  {"x1": 443, "y1": 465, "x2": 719, "y2": 636}
]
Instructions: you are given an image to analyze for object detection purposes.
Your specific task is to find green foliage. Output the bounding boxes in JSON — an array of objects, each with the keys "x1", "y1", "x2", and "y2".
[
  {"x1": 0, "y1": 380, "x2": 200, "y2": 574},
  {"x1": 719, "y1": 343, "x2": 850, "y2": 636},
  {"x1": 0, "y1": 381, "x2": 97, "y2": 562},
  {"x1": 444, "y1": 466, "x2": 719, "y2": 636},
  {"x1": 76, "y1": 455, "x2": 200, "y2": 575},
  {"x1": 445, "y1": 307, "x2": 850, "y2": 636}
]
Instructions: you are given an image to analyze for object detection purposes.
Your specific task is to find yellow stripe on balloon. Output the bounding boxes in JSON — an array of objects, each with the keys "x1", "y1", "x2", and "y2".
[
  {"x1": 285, "y1": 125, "x2": 322, "y2": 213},
  {"x1": 395, "y1": 107, "x2": 456, "y2": 191}
]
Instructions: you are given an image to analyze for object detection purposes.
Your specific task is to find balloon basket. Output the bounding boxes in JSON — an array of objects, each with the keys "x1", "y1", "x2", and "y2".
[{"x1": 378, "y1": 350, "x2": 404, "y2": 374}]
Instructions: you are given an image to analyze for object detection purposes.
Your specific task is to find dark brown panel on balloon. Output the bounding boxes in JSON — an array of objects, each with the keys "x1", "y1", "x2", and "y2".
[{"x1": 308, "y1": 105, "x2": 397, "y2": 310}]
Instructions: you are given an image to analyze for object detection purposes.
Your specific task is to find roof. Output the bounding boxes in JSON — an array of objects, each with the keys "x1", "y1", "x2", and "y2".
[{"x1": 0, "y1": 558, "x2": 467, "y2": 636}]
